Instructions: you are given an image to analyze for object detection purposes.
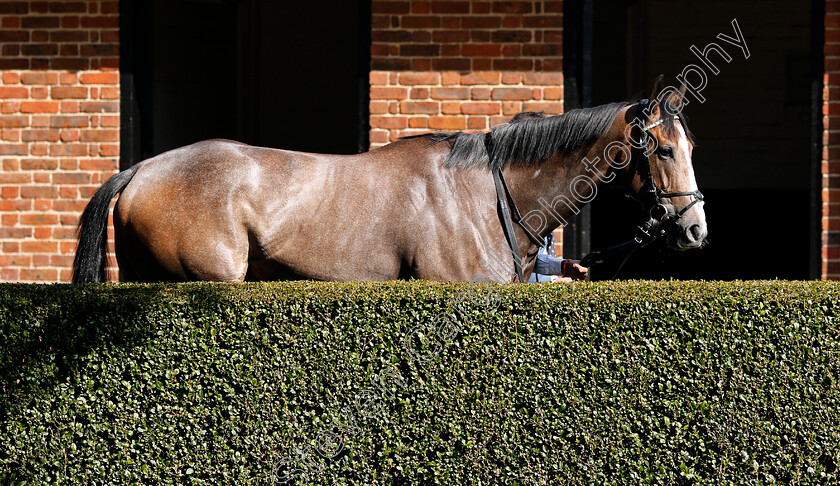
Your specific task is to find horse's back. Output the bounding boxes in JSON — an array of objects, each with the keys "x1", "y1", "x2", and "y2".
[
  {"x1": 115, "y1": 140, "x2": 273, "y2": 281},
  {"x1": 113, "y1": 138, "x2": 495, "y2": 282}
]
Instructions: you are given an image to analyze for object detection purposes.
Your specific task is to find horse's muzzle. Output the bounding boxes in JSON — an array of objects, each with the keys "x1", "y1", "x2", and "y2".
[{"x1": 668, "y1": 221, "x2": 707, "y2": 250}]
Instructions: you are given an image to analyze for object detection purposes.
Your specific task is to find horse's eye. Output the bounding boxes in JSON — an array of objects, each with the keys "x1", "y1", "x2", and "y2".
[{"x1": 657, "y1": 146, "x2": 674, "y2": 160}]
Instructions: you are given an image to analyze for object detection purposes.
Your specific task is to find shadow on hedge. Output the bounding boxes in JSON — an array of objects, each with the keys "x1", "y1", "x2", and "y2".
[{"x1": 0, "y1": 283, "x2": 245, "y2": 419}]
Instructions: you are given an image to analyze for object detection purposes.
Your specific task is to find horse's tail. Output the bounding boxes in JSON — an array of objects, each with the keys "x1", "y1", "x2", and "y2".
[{"x1": 72, "y1": 165, "x2": 139, "y2": 284}]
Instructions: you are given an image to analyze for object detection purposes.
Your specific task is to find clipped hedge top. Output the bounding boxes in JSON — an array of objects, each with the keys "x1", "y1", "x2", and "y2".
[{"x1": 1, "y1": 280, "x2": 839, "y2": 484}]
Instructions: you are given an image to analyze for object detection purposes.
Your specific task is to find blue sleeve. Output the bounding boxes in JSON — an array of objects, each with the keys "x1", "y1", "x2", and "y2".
[{"x1": 535, "y1": 253, "x2": 565, "y2": 276}]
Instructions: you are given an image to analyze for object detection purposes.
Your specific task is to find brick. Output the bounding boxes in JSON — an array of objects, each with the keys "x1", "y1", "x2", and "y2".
[
  {"x1": 492, "y1": 87, "x2": 534, "y2": 100},
  {"x1": 372, "y1": 31, "x2": 413, "y2": 43},
  {"x1": 441, "y1": 101, "x2": 461, "y2": 114},
  {"x1": 20, "y1": 213, "x2": 58, "y2": 226},
  {"x1": 544, "y1": 87, "x2": 563, "y2": 100},
  {"x1": 433, "y1": 30, "x2": 469, "y2": 43},
  {"x1": 21, "y1": 16, "x2": 59, "y2": 28},
  {"x1": 0, "y1": 199, "x2": 32, "y2": 211},
  {"x1": 492, "y1": 2, "x2": 532, "y2": 13},
  {"x1": 501, "y1": 45, "x2": 521, "y2": 57},
  {"x1": 0, "y1": 144, "x2": 27, "y2": 156},
  {"x1": 20, "y1": 186, "x2": 59, "y2": 199},
  {"x1": 30, "y1": 86, "x2": 48, "y2": 99},
  {"x1": 522, "y1": 101, "x2": 564, "y2": 114},
  {"x1": 369, "y1": 72, "x2": 389, "y2": 85},
  {"x1": 523, "y1": 15, "x2": 562, "y2": 28},
  {"x1": 491, "y1": 30, "x2": 532, "y2": 43},
  {"x1": 399, "y1": 72, "x2": 440, "y2": 85},
  {"x1": 429, "y1": 116, "x2": 466, "y2": 130},
  {"x1": 21, "y1": 158, "x2": 58, "y2": 170},
  {"x1": 461, "y1": 16, "x2": 502, "y2": 28},
  {"x1": 462, "y1": 44, "x2": 502, "y2": 57},
  {"x1": 461, "y1": 102, "x2": 501, "y2": 115},
  {"x1": 1, "y1": 128, "x2": 20, "y2": 141},
  {"x1": 81, "y1": 129, "x2": 119, "y2": 142},
  {"x1": 501, "y1": 73, "x2": 522, "y2": 85},
  {"x1": 460, "y1": 72, "x2": 501, "y2": 85},
  {"x1": 431, "y1": 87, "x2": 469, "y2": 99},
  {"x1": 442, "y1": 72, "x2": 460, "y2": 85},
  {"x1": 2, "y1": 72, "x2": 20, "y2": 84},
  {"x1": 22, "y1": 43, "x2": 59, "y2": 56},
  {"x1": 372, "y1": 1, "x2": 410, "y2": 14},
  {"x1": 0, "y1": 254, "x2": 31, "y2": 266},
  {"x1": 467, "y1": 117, "x2": 487, "y2": 129},
  {"x1": 78, "y1": 72, "x2": 119, "y2": 85},
  {"x1": 2, "y1": 101, "x2": 21, "y2": 113},
  {"x1": 53, "y1": 58, "x2": 90, "y2": 71},
  {"x1": 431, "y1": 1, "x2": 469, "y2": 13},
  {"x1": 50, "y1": 1, "x2": 86, "y2": 13},
  {"x1": 50, "y1": 115, "x2": 89, "y2": 128},
  {"x1": 54, "y1": 172, "x2": 91, "y2": 184},
  {"x1": 98, "y1": 144, "x2": 119, "y2": 157},
  {"x1": 400, "y1": 101, "x2": 439, "y2": 114},
  {"x1": 80, "y1": 101, "x2": 119, "y2": 113},
  {"x1": 0, "y1": 116, "x2": 27, "y2": 127},
  {"x1": 50, "y1": 144, "x2": 88, "y2": 156},
  {"x1": 369, "y1": 129, "x2": 389, "y2": 144},
  {"x1": 0, "y1": 228, "x2": 33, "y2": 240},
  {"x1": 22, "y1": 129, "x2": 59, "y2": 141},
  {"x1": 101, "y1": 1, "x2": 119, "y2": 15},
  {"x1": 400, "y1": 44, "x2": 440, "y2": 57},
  {"x1": 471, "y1": 31, "x2": 490, "y2": 42},
  {"x1": 99, "y1": 86, "x2": 120, "y2": 100},
  {"x1": 370, "y1": 116, "x2": 408, "y2": 129},
  {"x1": 502, "y1": 101, "x2": 523, "y2": 115},
  {"x1": 20, "y1": 72, "x2": 58, "y2": 85},
  {"x1": 371, "y1": 87, "x2": 409, "y2": 100},
  {"x1": 0, "y1": 2, "x2": 28, "y2": 14},
  {"x1": 410, "y1": 87, "x2": 430, "y2": 99},
  {"x1": 471, "y1": 87, "x2": 491, "y2": 100},
  {"x1": 51, "y1": 86, "x2": 87, "y2": 99},
  {"x1": 21, "y1": 268, "x2": 58, "y2": 281},
  {"x1": 409, "y1": 117, "x2": 429, "y2": 128},
  {"x1": 524, "y1": 44, "x2": 560, "y2": 56},
  {"x1": 0, "y1": 87, "x2": 28, "y2": 99},
  {"x1": 493, "y1": 59, "x2": 533, "y2": 70},
  {"x1": 21, "y1": 101, "x2": 59, "y2": 113},
  {"x1": 80, "y1": 16, "x2": 119, "y2": 28},
  {"x1": 432, "y1": 58, "x2": 471, "y2": 71}
]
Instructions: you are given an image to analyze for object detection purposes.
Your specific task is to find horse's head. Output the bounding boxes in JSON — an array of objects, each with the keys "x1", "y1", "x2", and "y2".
[{"x1": 624, "y1": 76, "x2": 707, "y2": 251}]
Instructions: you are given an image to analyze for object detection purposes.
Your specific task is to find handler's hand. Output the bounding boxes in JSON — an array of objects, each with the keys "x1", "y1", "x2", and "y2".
[{"x1": 565, "y1": 260, "x2": 589, "y2": 281}]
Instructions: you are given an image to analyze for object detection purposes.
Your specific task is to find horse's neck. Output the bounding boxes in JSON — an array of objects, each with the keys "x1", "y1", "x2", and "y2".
[{"x1": 505, "y1": 136, "x2": 620, "y2": 239}]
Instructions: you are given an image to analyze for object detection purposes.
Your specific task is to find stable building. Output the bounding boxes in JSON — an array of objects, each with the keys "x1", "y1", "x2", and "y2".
[{"x1": 0, "y1": 0, "x2": 834, "y2": 281}]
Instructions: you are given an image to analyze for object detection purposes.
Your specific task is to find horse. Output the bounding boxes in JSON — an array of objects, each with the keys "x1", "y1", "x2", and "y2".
[{"x1": 72, "y1": 76, "x2": 706, "y2": 283}]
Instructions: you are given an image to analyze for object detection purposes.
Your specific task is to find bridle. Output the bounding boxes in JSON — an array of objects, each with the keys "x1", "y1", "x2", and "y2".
[
  {"x1": 631, "y1": 100, "x2": 704, "y2": 239},
  {"x1": 491, "y1": 100, "x2": 704, "y2": 282},
  {"x1": 580, "y1": 99, "x2": 704, "y2": 273}
]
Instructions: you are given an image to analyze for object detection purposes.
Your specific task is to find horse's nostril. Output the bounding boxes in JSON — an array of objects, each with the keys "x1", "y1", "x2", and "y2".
[{"x1": 688, "y1": 224, "x2": 703, "y2": 242}]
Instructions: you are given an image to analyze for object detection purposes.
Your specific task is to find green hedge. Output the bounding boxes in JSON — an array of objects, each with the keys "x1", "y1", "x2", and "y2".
[{"x1": 1, "y1": 281, "x2": 839, "y2": 484}]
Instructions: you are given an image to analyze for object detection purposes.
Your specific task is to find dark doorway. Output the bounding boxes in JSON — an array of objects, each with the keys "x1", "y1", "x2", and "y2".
[
  {"x1": 121, "y1": 0, "x2": 370, "y2": 167},
  {"x1": 586, "y1": 0, "x2": 816, "y2": 280}
]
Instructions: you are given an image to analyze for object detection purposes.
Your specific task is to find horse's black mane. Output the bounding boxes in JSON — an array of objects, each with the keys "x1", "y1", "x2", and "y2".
[
  {"x1": 408, "y1": 100, "x2": 693, "y2": 170},
  {"x1": 411, "y1": 102, "x2": 628, "y2": 170}
]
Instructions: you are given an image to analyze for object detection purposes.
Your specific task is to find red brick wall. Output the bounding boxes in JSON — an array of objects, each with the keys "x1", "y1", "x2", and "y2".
[
  {"x1": 0, "y1": 0, "x2": 119, "y2": 282},
  {"x1": 369, "y1": 1, "x2": 564, "y2": 253},
  {"x1": 369, "y1": 0, "x2": 563, "y2": 146},
  {"x1": 826, "y1": 1, "x2": 840, "y2": 280}
]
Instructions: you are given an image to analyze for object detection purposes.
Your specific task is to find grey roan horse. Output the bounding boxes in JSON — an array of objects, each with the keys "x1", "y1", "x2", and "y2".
[{"x1": 72, "y1": 76, "x2": 706, "y2": 283}]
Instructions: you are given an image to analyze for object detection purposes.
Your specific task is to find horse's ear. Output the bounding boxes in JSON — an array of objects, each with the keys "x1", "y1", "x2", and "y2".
[{"x1": 647, "y1": 74, "x2": 666, "y2": 119}]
